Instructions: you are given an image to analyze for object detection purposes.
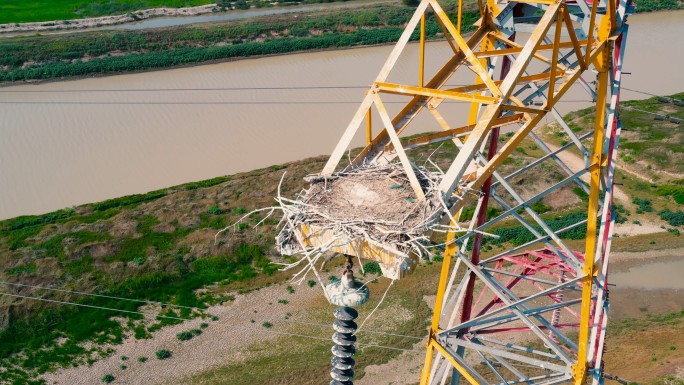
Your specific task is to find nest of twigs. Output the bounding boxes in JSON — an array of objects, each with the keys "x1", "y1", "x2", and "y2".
[{"x1": 275, "y1": 162, "x2": 452, "y2": 260}]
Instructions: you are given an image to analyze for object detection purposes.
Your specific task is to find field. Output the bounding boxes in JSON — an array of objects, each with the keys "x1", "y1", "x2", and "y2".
[{"x1": 0, "y1": 0, "x2": 213, "y2": 24}]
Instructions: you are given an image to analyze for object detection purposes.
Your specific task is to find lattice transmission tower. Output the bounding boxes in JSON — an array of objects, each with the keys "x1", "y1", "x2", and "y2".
[{"x1": 277, "y1": 0, "x2": 633, "y2": 384}]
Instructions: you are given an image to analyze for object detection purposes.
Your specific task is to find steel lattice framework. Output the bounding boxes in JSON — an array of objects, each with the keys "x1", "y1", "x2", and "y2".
[{"x1": 316, "y1": 0, "x2": 632, "y2": 383}]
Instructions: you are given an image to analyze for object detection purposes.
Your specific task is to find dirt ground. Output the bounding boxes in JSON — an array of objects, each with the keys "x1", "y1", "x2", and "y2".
[
  {"x1": 41, "y1": 246, "x2": 684, "y2": 385},
  {"x1": 41, "y1": 279, "x2": 329, "y2": 385}
]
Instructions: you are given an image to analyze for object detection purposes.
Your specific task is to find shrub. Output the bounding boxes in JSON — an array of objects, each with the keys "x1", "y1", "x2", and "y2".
[
  {"x1": 102, "y1": 374, "x2": 115, "y2": 383},
  {"x1": 632, "y1": 197, "x2": 653, "y2": 213},
  {"x1": 177, "y1": 332, "x2": 194, "y2": 341},
  {"x1": 207, "y1": 205, "x2": 223, "y2": 215},
  {"x1": 278, "y1": 299, "x2": 289, "y2": 305},
  {"x1": 363, "y1": 261, "x2": 382, "y2": 275},
  {"x1": 262, "y1": 322, "x2": 273, "y2": 328},
  {"x1": 286, "y1": 285, "x2": 295, "y2": 294},
  {"x1": 120, "y1": 365, "x2": 127, "y2": 370},
  {"x1": 659, "y1": 209, "x2": 684, "y2": 227},
  {"x1": 200, "y1": 323, "x2": 209, "y2": 329},
  {"x1": 137, "y1": 356, "x2": 147, "y2": 363},
  {"x1": 155, "y1": 349, "x2": 172, "y2": 360},
  {"x1": 307, "y1": 280, "x2": 316, "y2": 288}
]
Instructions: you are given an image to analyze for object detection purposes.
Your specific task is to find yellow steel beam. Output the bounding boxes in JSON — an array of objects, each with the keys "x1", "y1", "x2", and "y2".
[
  {"x1": 468, "y1": 33, "x2": 495, "y2": 127},
  {"x1": 429, "y1": 0, "x2": 503, "y2": 98},
  {"x1": 420, "y1": 14, "x2": 426, "y2": 87},
  {"x1": 372, "y1": 93, "x2": 427, "y2": 200},
  {"x1": 501, "y1": 104, "x2": 545, "y2": 114},
  {"x1": 515, "y1": 0, "x2": 557, "y2": 3},
  {"x1": 446, "y1": 71, "x2": 563, "y2": 94},
  {"x1": 439, "y1": 2, "x2": 562, "y2": 197},
  {"x1": 474, "y1": 40, "x2": 587, "y2": 58},
  {"x1": 387, "y1": 113, "x2": 525, "y2": 152},
  {"x1": 563, "y1": 6, "x2": 586, "y2": 69},
  {"x1": 419, "y1": 221, "x2": 461, "y2": 385},
  {"x1": 350, "y1": 27, "x2": 490, "y2": 167},
  {"x1": 376, "y1": 82, "x2": 499, "y2": 104},
  {"x1": 490, "y1": 32, "x2": 568, "y2": 70},
  {"x1": 435, "y1": 11, "x2": 460, "y2": 54},
  {"x1": 456, "y1": 39, "x2": 608, "y2": 201},
  {"x1": 548, "y1": 9, "x2": 563, "y2": 101},
  {"x1": 457, "y1": 0, "x2": 463, "y2": 34},
  {"x1": 366, "y1": 108, "x2": 372, "y2": 144},
  {"x1": 430, "y1": 339, "x2": 481, "y2": 385},
  {"x1": 587, "y1": 0, "x2": 599, "y2": 51}
]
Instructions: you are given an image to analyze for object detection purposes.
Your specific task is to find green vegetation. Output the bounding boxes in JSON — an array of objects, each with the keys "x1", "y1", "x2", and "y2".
[
  {"x1": 155, "y1": 349, "x2": 172, "y2": 359},
  {"x1": 632, "y1": 0, "x2": 684, "y2": 12},
  {"x1": 137, "y1": 356, "x2": 148, "y2": 362},
  {"x1": 101, "y1": 373, "x2": 115, "y2": 383},
  {"x1": 659, "y1": 209, "x2": 684, "y2": 227},
  {"x1": 0, "y1": 4, "x2": 479, "y2": 83},
  {"x1": 469, "y1": 211, "x2": 590, "y2": 249},
  {"x1": 4, "y1": 261, "x2": 37, "y2": 276},
  {"x1": 362, "y1": 261, "x2": 382, "y2": 275},
  {"x1": 176, "y1": 328, "x2": 202, "y2": 341},
  {"x1": 632, "y1": 197, "x2": 653, "y2": 213},
  {"x1": 0, "y1": 157, "x2": 327, "y2": 384},
  {"x1": 0, "y1": 1, "x2": 212, "y2": 24},
  {"x1": 177, "y1": 331, "x2": 194, "y2": 341},
  {"x1": 657, "y1": 183, "x2": 684, "y2": 204},
  {"x1": 610, "y1": 309, "x2": 684, "y2": 335},
  {"x1": 561, "y1": 92, "x2": 684, "y2": 178}
]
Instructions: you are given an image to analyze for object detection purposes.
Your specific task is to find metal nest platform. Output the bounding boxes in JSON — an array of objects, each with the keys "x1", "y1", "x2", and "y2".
[{"x1": 276, "y1": 162, "x2": 447, "y2": 280}]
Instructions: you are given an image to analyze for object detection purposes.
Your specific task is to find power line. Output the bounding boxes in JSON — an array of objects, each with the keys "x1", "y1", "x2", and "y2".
[
  {"x1": 0, "y1": 99, "x2": 592, "y2": 106},
  {"x1": 0, "y1": 85, "x2": 372, "y2": 93},
  {"x1": 0, "y1": 280, "x2": 198, "y2": 310},
  {"x1": 0, "y1": 279, "x2": 424, "y2": 341},
  {"x1": 622, "y1": 87, "x2": 684, "y2": 103},
  {"x1": 0, "y1": 292, "x2": 191, "y2": 321},
  {"x1": 281, "y1": 319, "x2": 424, "y2": 340},
  {"x1": 0, "y1": 84, "x2": 470, "y2": 93},
  {"x1": 0, "y1": 290, "x2": 423, "y2": 353}
]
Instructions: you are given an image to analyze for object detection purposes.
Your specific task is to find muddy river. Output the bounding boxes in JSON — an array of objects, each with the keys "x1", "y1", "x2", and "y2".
[{"x1": 0, "y1": 10, "x2": 683, "y2": 219}]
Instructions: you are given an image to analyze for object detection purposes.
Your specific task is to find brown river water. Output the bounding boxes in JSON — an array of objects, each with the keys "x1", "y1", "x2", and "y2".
[{"x1": 0, "y1": 10, "x2": 683, "y2": 219}]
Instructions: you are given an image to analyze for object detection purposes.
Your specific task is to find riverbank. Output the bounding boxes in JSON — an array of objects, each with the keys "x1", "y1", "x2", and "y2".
[
  {"x1": 0, "y1": 0, "x2": 390, "y2": 35},
  {"x1": 2, "y1": 1, "x2": 682, "y2": 85},
  {"x1": 0, "y1": 3, "x2": 465, "y2": 84},
  {"x1": 0, "y1": 4, "x2": 218, "y2": 33}
]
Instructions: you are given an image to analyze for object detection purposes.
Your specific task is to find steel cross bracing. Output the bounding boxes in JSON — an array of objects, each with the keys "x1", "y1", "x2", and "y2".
[{"x1": 318, "y1": 0, "x2": 632, "y2": 383}]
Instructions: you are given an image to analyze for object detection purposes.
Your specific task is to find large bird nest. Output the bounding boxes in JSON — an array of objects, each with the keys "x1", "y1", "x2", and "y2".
[{"x1": 275, "y1": 162, "x2": 455, "y2": 260}]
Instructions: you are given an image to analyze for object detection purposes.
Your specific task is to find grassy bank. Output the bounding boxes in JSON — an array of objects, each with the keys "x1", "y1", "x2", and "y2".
[
  {"x1": 0, "y1": 2, "x2": 466, "y2": 83},
  {"x1": 2, "y1": 0, "x2": 683, "y2": 84},
  {"x1": 0, "y1": 0, "x2": 359, "y2": 24},
  {"x1": 0, "y1": 158, "x2": 326, "y2": 383},
  {"x1": 0, "y1": 0, "x2": 211, "y2": 24}
]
